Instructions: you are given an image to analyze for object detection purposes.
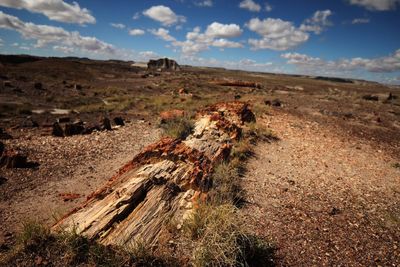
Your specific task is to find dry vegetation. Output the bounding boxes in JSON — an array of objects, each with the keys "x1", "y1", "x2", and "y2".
[{"x1": 1, "y1": 55, "x2": 399, "y2": 266}]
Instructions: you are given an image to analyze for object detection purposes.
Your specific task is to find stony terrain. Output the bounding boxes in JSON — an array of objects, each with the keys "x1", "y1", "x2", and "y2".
[
  {"x1": 0, "y1": 121, "x2": 160, "y2": 248},
  {"x1": 242, "y1": 110, "x2": 400, "y2": 266},
  {"x1": 0, "y1": 55, "x2": 399, "y2": 265}
]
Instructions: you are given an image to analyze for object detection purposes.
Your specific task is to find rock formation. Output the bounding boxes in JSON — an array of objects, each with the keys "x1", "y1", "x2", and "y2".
[
  {"x1": 147, "y1": 58, "x2": 180, "y2": 71},
  {"x1": 53, "y1": 102, "x2": 255, "y2": 246}
]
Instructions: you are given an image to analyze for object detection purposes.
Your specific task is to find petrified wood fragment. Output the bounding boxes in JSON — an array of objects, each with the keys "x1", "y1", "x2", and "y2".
[{"x1": 53, "y1": 101, "x2": 255, "y2": 246}]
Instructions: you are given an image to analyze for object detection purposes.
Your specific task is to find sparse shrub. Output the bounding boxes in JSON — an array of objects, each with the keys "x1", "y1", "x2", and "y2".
[
  {"x1": 245, "y1": 122, "x2": 278, "y2": 143},
  {"x1": 185, "y1": 205, "x2": 274, "y2": 267},
  {"x1": 2, "y1": 221, "x2": 175, "y2": 266},
  {"x1": 18, "y1": 221, "x2": 52, "y2": 250},
  {"x1": 160, "y1": 117, "x2": 194, "y2": 140},
  {"x1": 208, "y1": 162, "x2": 243, "y2": 205}
]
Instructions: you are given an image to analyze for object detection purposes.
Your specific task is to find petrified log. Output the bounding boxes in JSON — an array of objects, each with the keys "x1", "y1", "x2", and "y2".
[
  {"x1": 53, "y1": 101, "x2": 255, "y2": 246},
  {"x1": 211, "y1": 80, "x2": 262, "y2": 89}
]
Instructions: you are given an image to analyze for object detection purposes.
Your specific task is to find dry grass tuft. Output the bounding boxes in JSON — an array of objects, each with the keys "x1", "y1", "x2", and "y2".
[{"x1": 160, "y1": 116, "x2": 194, "y2": 140}]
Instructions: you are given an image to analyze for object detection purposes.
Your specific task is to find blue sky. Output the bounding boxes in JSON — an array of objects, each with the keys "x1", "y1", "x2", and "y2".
[{"x1": 0, "y1": 0, "x2": 399, "y2": 84}]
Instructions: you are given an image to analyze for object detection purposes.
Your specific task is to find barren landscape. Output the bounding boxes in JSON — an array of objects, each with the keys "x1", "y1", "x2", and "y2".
[{"x1": 0, "y1": 54, "x2": 398, "y2": 266}]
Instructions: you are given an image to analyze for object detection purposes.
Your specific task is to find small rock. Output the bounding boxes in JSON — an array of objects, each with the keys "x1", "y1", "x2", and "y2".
[
  {"x1": 34, "y1": 82, "x2": 43, "y2": 90},
  {"x1": 58, "y1": 117, "x2": 70, "y2": 123},
  {"x1": 21, "y1": 118, "x2": 39, "y2": 128},
  {"x1": 272, "y1": 99, "x2": 282, "y2": 107},
  {"x1": 65, "y1": 120, "x2": 85, "y2": 136},
  {"x1": 0, "y1": 176, "x2": 7, "y2": 185},
  {"x1": 0, "y1": 141, "x2": 4, "y2": 156},
  {"x1": 160, "y1": 109, "x2": 185, "y2": 123},
  {"x1": 362, "y1": 94, "x2": 379, "y2": 101},
  {"x1": 113, "y1": 116, "x2": 125, "y2": 126},
  {"x1": 328, "y1": 207, "x2": 341, "y2": 216},
  {"x1": 3, "y1": 81, "x2": 12, "y2": 87},
  {"x1": 52, "y1": 122, "x2": 64, "y2": 137},
  {"x1": 387, "y1": 92, "x2": 397, "y2": 100},
  {"x1": 0, "y1": 128, "x2": 12, "y2": 140},
  {"x1": 102, "y1": 117, "x2": 112, "y2": 131},
  {"x1": 178, "y1": 88, "x2": 188, "y2": 94},
  {"x1": 74, "y1": 84, "x2": 82, "y2": 90},
  {"x1": 234, "y1": 94, "x2": 241, "y2": 100},
  {"x1": 59, "y1": 193, "x2": 81, "y2": 202},
  {"x1": 0, "y1": 149, "x2": 33, "y2": 168}
]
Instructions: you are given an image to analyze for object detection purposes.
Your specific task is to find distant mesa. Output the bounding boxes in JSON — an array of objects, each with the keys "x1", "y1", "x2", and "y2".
[{"x1": 147, "y1": 58, "x2": 180, "y2": 71}]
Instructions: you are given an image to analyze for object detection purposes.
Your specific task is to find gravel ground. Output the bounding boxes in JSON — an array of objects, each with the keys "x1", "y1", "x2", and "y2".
[
  {"x1": 241, "y1": 111, "x2": 400, "y2": 266},
  {"x1": 0, "y1": 120, "x2": 161, "y2": 248}
]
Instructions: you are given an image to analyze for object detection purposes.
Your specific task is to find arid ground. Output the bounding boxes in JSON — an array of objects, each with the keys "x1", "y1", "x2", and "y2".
[{"x1": 0, "y1": 55, "x2": 399, "y2": 266}]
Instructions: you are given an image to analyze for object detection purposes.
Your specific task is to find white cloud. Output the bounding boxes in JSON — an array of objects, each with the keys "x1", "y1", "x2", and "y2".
[
  {"x1": 247, "y1": 10, "x2": 332, "y2": 51},
  {"x1": 247, "y1": 18, "x2": 309, "y2": 50},
  {"x1": 149, "y1": 28, "x2": 176, "y2": 41},
  {"x1": 239, "y1": 0, "x2": 261, "y2": 12},
  {"x1": 195, "y1": 0, "x2": 213, "y2": 7},
  {"x1": 172, "y1": 23, "x2": 243, "y2": 55},
  {"x1": 0, "y1": 0, "x2": 95, "y2": 25},
  {"x1": 0, "y1": 11, "x2": 115, "y2": 55},
  {"x1": 143, "y1": 5, "x2": 186, "y2": 26},
  {"x1": 53, "y1": 45, "x2": 74, "y2": 53},
  {"x1": 300, "y1": 10, "x2": 332, "y2": 34},
  {"x1": 205, "y1": 22, "x2": 243, "y2": 38},
  {"x1": 282, "y1": 49, "x2": 400, "y2": 73},
  {"x1": 138, "y1": 51, "x2": 159, "y2": 60},
  {"x1": 110, "y1": 23, "x2": 126, "y2": 29},
  {"x1": 132, "y1": 12, "x2": 140, "y2": 20},
  {"x1": 265, "y1": 2, "x2": 273, "y2": 12},
  {"x1": 129, "y1": 29, "x2": 145, "y2": 36},
  {"x1": 180, "y1": 56, "x2": 274, "y2": 72},
  {"x1": 351, "y1": 18, "x2": 370, "y2": 24},
  {"x1": 348, "y1": 0, "x2": 400, "y2": 11},
  {"x1": 212, "y1": 38, "x2": 243, "y2": 48}
]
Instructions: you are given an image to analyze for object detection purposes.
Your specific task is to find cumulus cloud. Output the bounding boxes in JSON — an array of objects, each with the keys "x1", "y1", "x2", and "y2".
[
  {"x1": 195, "y1": 0, "x2": 213, "y2": 7},
  {"x1": 246, "y1": 10, "x2": 332, "y2": 51},
  {"x1": 247, "y1": 18, "x2": 309, "y2": 50},
  {"x1": 347, "y1": 0, "x2": 400, "y2": 11},
  {"x1": 53, "y1": 45, "x2": 74, "y2": 53},
  {"x1": 129, "y1": 29, "x2": 145, "y2": 36},
  {"x1": 212, "y1": 38, "x2": 243, "y2": 48},
  {"x1": 205, "y1": 22, "x2": 243, "y2": 38},
  {"x1": 0, "y1": 0, "x2": 95, "y2": 25},
  {"x1": 143, "y1": 5, "x2": 186, "y2": 26},
  {"x1": 180, "y1": 56, "x2": 274, "y2": 72},
  {"x1": 149, "y1": 28, "x2": 176, "y2": 41},
  {"x1": 282, "y1": 49, "x2": 400, "y2": 73},
  {"x1": 110, "y1": 23, "x2": 126, "y2": 29},
  {"x1": 0, "y1": 11, "x2": 115, "y2": 55},
  {"x1": 300, "y1": 10, "x2": 332, "y2": 34},
  {"x1": 138, "y1": 51, "x2": 159, "y2": 60},
  {"x1": 352, "y1": 18, "x2": 370, "y2": 24},
  {"x1": 172, "y1": 23, "x2": 243, "y2": 55},
  {"x1": 239, "y1": 0, "x2": 261, "y2": 12}
]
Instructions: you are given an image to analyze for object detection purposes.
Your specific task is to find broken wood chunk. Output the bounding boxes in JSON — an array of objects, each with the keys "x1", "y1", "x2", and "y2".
[{"x1": 53, "y1": 101, "x2": 255, "y2": 246}]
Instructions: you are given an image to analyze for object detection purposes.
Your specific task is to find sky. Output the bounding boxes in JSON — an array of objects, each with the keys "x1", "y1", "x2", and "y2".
[{"x1": 0, "y1": 0, "x2": 399, "y2": 84}]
